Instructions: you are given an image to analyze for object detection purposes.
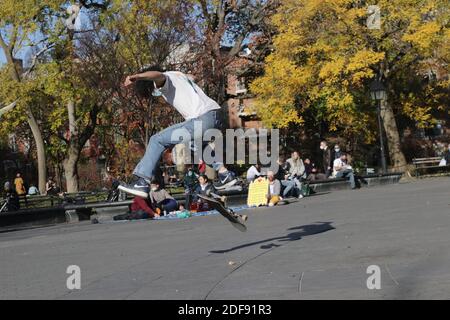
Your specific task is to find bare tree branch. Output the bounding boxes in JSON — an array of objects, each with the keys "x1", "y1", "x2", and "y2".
[
  {"x1": 0, "y1": 101, "x2": 18, "y2": 118},
  {"x1": 22, "y1": 44, "x2": 55, "y2": 78}
]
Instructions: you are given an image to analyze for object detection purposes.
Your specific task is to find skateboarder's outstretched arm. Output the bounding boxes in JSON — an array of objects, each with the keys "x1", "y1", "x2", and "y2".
[{"x1": 124, "y1": 71, "x2": 166, "y2": 88}]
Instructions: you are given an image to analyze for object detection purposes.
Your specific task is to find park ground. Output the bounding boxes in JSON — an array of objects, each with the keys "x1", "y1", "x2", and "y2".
[{"x1": 0, "y1": 177, "x2": 449, "y2": 300}]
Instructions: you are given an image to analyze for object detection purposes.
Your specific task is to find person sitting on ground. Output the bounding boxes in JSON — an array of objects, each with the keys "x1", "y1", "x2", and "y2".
[
  {"x1": 275, "y1": 156, "x2": 295, "y2": 198},
  {"x1": 114, "y1": 196, "x2": 160, "y2": 221},
  {"x1": 266, "y1": 171, "x2": 281, "y2": 207},
  {"x1": 304, "y1": 158, "x2": 327, "y2": 181},
  {"x1": 149, "y1": 179, "x2": 178, "y2": 215},
  {"x1": 286, "y1": 151, "x2": 306, "y2": 198},
  {"x1": 193, "y1": 174, "x2": 226, "y2": 210},
  {"x1": 246, "y1": 163, "x2": 261, "y2": 183},
  {"x1": 333, "y1": 153, "x2": 357, "y2": 189},
  {"x1": 194, "y1": 174, "x2": 215, "y2": 198},
  {"x1": 27, "y1": 184, "x2": 40, "y2": 196}
]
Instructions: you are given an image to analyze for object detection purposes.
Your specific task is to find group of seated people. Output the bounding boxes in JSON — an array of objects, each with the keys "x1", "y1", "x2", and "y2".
[
  {"x1": 114, "y1": 178, "x2": 179, "y2": 220},
  {"x1": 117, "y1": 141, "x2": 358, "y2": 219},
  {"x1": 246, "y1": 152, "x2": 309, "y2": 207},
  {"x1": 246, "y1": 141, "x2": 359, "y2": 206},
  {"x1": 115, "y1": 171, "x2": 226, "y2": 221}
]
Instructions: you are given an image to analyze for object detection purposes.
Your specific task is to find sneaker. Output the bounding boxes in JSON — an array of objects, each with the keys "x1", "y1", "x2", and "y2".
[
  {"x1": 298, "y1": 194, "x2": 304, "y2": 199},
  {"x1": 118, "y1": 177, "x2": 150, "y2": 198},
  {"x1": 214, "y1": 171, "x2": 238, "y2": 190},
  {"x1": 214, "y1": 178, "x2": 238, "y2": 190}
]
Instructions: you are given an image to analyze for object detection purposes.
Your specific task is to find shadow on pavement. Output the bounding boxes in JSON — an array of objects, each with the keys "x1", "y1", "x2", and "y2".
[
  {"x1": 306, "y1": 191, "x2": 331, "y2": 197},
  {"x1": 210, "y1": 221, "x2": 335, "y2": 254}
]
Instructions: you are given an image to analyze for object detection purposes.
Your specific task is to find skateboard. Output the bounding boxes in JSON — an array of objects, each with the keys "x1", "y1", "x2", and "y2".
[{"x1": 197, "y1": 194, "x2": 247, "y2": 232}]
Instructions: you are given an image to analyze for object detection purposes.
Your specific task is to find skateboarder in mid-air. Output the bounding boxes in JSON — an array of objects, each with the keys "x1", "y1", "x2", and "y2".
[{"x1": 118, "y1": 67, "x2": 225, "y2": 198}]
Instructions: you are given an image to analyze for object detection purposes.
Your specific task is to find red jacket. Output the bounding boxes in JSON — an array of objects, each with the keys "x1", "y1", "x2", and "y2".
[
  {"x1": 198, "y1": 160, "x2": 206, "y2": 174},
  {"x1": 130, "y1": 197, "x2": 156, "y2": 218}
]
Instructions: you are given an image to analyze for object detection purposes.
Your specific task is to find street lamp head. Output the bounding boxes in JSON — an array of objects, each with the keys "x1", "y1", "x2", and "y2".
[{"x1": 370, "y1": 80, "x2": 386, "y2": 101}]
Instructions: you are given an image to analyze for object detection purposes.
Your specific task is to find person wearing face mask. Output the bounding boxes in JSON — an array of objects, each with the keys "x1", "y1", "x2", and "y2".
[
  {"x1": 333, "y1": 153, "x2": 357, "y2": 189},
  {"x1": 319, "y1": 141, "x2": 333, "y2": 178},
  {"x1": 333, "y1": 144, "x2": 343, "y2": 160},
  {"x1": 149, "y1": 179, "x2": 178, "y2": 215},
  {"x1": 119, "y1": 66, "x2": 222, "y2": 199}
]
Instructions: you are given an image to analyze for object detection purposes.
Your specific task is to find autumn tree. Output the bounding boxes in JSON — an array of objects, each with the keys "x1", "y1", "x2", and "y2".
[
  {"x1": 251, "y1": 0, "x2": 449, "y2": 171},
  {"x1": 192, "y1": 0, "x2": 280, "y2": 105},
  {"x1": 0, "y1": 0, "x2": 65, "y2": 192}
]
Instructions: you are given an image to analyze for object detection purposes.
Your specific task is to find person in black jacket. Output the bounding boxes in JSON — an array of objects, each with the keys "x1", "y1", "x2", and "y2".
[
  {"x1": 275, "y1": 156, "x2": 296, "y2": 198},
  {"x1": 304, "y1": 158, "x2": 327, "y2": 181},
  {"x1": 193, "y1": 174, "x2": 226, "y2": 210},
  {"x1": 320, "y1": 141, "x2": 333, "y2": 178},
  {"x1": 3, "y1": 181, "x2": 20, "y2": 211}
]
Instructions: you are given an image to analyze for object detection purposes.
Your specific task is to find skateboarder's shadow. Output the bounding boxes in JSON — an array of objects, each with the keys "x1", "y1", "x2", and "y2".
[{"x1": 210, "y1": 222, "x2": 335, "y2": 254}]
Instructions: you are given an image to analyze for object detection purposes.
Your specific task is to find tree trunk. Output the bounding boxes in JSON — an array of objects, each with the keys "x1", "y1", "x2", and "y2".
[
  {"x1": 65, "y1": 100, "x2": 80, "y2": 193},
  {"x1": 63, "y1": 146, "x2": 79, "y2": 193},
  {"x1": 26, "y1": 109, "x2": 47, "y2": 193},
  {"x1": 380, "y1": 99, "x2": 407, "y2": 172}
]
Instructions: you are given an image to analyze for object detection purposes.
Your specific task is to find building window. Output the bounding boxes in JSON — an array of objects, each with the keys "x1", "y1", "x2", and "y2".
[
  {"x1": 8, "y1": 134, "x2": 17, "y2": 153},
  {"x1": 236, "y1": 77, "x2": 247, "y2": 94}
]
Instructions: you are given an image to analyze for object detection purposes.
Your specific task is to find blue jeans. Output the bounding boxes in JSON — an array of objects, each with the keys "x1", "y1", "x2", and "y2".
[
  {"x1": 281, "y1": 180, "x2": 295, "y2": 197},
  {"x1": 134, "y1": 110, "x2": 220, "y2": 179},
  {"x1": 335, "y1": 169, "x2": 356, "y2": 189}
]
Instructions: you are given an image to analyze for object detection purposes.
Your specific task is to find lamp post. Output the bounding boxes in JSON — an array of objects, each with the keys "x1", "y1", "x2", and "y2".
[{"x1": 370, "y1": 80, "x2": 387, "y2": 174}]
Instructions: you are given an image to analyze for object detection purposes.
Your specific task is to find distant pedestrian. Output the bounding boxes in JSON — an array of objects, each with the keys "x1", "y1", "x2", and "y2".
[
  {"x1": 14, "y1": 173, "x2": 27, "y2": 207},
  {"x1": 14, "y1": 173, "x2": 26, "y2": 196},
  {"x1": 320, "y1": 141, "x2": 333, "y2": 178}
]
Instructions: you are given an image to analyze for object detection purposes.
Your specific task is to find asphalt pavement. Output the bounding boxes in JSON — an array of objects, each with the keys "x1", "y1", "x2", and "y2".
[{"x1": 0, "y1": 177, "x2": 449, "y2": 300}]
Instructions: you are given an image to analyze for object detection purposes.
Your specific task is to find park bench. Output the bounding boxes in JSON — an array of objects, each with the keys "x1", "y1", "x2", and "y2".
[{"x1": 412, "y1": 157, "x2": 450, "y2": 177}]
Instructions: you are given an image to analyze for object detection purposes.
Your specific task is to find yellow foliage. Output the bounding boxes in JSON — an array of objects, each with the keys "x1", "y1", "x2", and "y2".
[{"x1": 250, "y1": 0, "x2": 448, "y2": 142}]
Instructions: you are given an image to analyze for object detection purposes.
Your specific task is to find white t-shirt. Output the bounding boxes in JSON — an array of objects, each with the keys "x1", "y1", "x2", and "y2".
[
  {"x1": 246, "y1": 165, "x2": 261, "y2": 182},
  {"x1": 159, "y1": 71, "x2": 221, "y2": 120},
  {"x1": 333, "y1": 158, "x2": 352, "y2": 176}
]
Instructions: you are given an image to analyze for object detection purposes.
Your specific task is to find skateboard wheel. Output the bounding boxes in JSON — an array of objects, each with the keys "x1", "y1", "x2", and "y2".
[{"x1": 240, "y1": 215, "x2": 248, "y2": 222}]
